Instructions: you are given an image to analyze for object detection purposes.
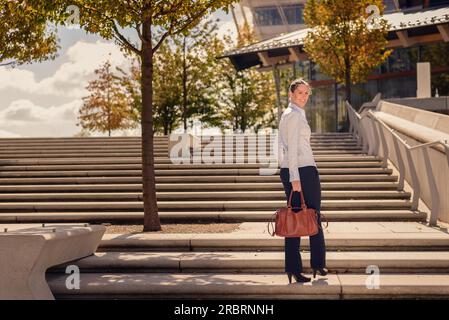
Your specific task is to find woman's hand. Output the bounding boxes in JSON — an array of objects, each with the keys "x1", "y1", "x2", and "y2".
[{"x1": 292, "y1": 181, "x2": 302, "y2": 192}]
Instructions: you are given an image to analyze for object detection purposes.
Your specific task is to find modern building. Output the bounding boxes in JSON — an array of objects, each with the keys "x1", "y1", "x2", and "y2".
[
  {"x1": 227, "y1": 1, "x2": 449, "y2": 132},
  {"x1": 239, "y1": 0, "x2": 399, "y2": 40}
]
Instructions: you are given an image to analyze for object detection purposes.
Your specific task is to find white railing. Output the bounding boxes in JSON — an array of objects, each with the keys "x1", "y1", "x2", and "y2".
[{"x1": 346, "y1": 100, "x2": 449, "y2": 227}]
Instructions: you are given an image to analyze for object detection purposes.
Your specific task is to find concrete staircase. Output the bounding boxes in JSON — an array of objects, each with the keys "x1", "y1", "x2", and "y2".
[
  {"x1": 0, "y1": 134, "x2": 425, "y2": 223},
  {"x1": 2, "y1": 133, "x2": 449, "y2": 299}
]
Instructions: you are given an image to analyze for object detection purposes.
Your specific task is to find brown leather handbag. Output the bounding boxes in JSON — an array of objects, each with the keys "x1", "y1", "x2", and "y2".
[{"x1": 267, "y1": 189, "x2": 324, "y2": 238}]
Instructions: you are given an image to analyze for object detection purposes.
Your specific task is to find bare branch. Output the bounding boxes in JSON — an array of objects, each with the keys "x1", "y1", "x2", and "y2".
[
  {"x1": 136, "y1": 22, "x2": 144, "y2": 43},
  {"x1": 153, "y1": 28, "x2": 172, "y2": 53},
  {"x1": 152, "y1": 15, "x2": 176, "y2": 53},
  {"x1": 112, "y1": 21, "x2": 142, "y2": 56},
  {"x1": 172, "y1": 6, "x2": 212, "y2": 35},
  {"x1": 0, "y1": 60, "x2": 15, "y2": 67}
]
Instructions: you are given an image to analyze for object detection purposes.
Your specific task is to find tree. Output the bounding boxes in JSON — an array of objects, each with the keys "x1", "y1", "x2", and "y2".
[
  {"x1": 78, "y1": 61, "x2": 137, "y2": 136},
  {"x1": 116, "y1": 59, "x2": 142, "y2": 127},
  {"x1": 116, "y1": 49, "x2": 184, "y2": 136},
  {"x1": 303, "y1": 0, "x2": 392, "y2": 104},
  {"x1": 217, "y1": 22, "x2": 276, "y2": 133},
  {"x1": 116, "y1": 20, "x2": 226, "y2": 136},
  {"x1": 0, "y1": 0, "x2": 59, "y2": 67},
  {"x1": 153, "y1": 43, "x2": 183, "y2": 135},
  {"x1": 173, "y1": 19, "x2": 222, "y2": 132},
  {"x1": 25, "y1": 0, "x2": 237, "y2": 231},
  {"x1": 420, "y1": 42, "x2": 449, "y2": 97},
  {"x1": 115, "y1": 40, "x2": 201, "y2": 136}
]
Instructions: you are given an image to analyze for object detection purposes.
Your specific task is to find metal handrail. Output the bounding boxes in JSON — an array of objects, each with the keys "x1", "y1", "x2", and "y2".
[{"x1": 346, "y1": 101, "x2": 449, "y2": 227}]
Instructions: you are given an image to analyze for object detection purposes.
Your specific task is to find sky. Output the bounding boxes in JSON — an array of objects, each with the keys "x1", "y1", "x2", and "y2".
[{"x1": 0, "y1": 9, "x2": 239, "y2": 138}]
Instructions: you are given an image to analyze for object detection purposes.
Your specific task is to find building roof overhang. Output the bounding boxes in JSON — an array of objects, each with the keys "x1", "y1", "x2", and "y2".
[{"x1": 220, "y1": 6, "x2": 449, "y2": 71}]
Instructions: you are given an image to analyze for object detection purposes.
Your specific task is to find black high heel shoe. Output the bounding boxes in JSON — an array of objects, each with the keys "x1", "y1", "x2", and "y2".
[
  {"x1": 312, "y1": 268, "x2": 328, "y2": 279},
  {"x1": 287, "y1": 272, "x2": 311, "y2": 283}
]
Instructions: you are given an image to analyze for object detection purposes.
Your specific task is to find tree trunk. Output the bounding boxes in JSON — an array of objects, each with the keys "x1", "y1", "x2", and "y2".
[
  {"x1": 142, "y1": 20, "x2": 161, "y2": 232},
  {"x1": 182, "y1": 37, "x2": 188, "y2": 132},
  {"x1": 107, "y1": 80, "x2": 111, "y2": 137},
  {"x1": 344, "y1": 55, "x2": 351, "y2": 132},
  {"x1": 344, "y1": 56, "x2": 351, "y2": 103}
]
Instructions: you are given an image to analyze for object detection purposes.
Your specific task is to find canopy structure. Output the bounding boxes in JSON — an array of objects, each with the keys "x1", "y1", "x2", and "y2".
[{"x1": 222, "y1": 6, "x2": 449, "y2": 71}]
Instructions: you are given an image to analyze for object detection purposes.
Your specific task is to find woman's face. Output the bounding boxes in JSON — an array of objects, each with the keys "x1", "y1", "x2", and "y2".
[{"x1": 289, "y1": 84, "x2": 311, "y2": 108}]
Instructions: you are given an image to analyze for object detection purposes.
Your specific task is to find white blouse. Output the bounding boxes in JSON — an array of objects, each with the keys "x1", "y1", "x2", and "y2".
[{"x1": 278, "y1": 102, "x2": 317, "y2": 182}]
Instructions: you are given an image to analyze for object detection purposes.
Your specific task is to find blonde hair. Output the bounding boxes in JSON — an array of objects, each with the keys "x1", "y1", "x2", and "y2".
[{"x1": 289, "y1": 78, "x2": 312, "y2": 95}]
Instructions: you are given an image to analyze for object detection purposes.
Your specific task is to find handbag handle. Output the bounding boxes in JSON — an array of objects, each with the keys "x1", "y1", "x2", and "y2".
[
  {"x1": 267, "y1": 212, "x2": 276, "y2": 236},
  {"x1": 320, "y1": 213, "x2": 329, "y2": 230},
  {"x1": 287, "y1": 189, "x2": 307, "y2": 210}
]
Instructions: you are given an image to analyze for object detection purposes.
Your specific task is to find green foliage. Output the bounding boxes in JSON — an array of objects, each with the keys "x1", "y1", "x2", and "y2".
[
  {"x1": 420, "y1": 43, "x2": 449, "y2": 96},
  {"x1": 216, "y1": 23, "x2": 277, "y2": 133},
  {"x1": 170, "y1": 19, "x2": 223, "y2": 131},
  {"x1": 0, "y1": 0, "x2": 59, "y2": 67},
  {"x1": 28, "y1": 0, "x2": 236, "y2": 55},
  {"x1": 303, "y1": 0, "x2": 392, "y2": 101},
  {"x1": 78, "y1": 61, "x2": 138, "y2": 136}
]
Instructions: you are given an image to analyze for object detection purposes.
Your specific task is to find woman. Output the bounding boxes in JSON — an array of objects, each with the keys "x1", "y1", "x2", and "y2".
[{"x1": 279, "y1": 78, "x2": 327, "y2": 283}]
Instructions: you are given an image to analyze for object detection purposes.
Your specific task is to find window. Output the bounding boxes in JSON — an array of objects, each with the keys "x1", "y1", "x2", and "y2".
[
  {"x1": 282, "y1": 4, "x2": 304, "y2": 25},
  {"x1": 397, "y1": 0, "x2": 423, "y2": 9},
  {"x1": 428, "y1": 0, "x2": 449, "y2": 7},
  {"x1": 383, "y1": 0, "x2": 397, "y2": 12},
  {"x1": 253, "y1": 7, "x2": 283, "y2": 26}
]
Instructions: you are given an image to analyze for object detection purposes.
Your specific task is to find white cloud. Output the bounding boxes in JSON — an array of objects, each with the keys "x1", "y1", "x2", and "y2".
[
  {"x1": 0, "y1": 40, "x2": 134, "y2": 137},
  {"x1": 0, "y1": 40, "x2": 130, "y2": 98},
  {"x1": 0, "y1": 99, "x2": 81, "y2": 122},
  {"x1": 0, "y1": 15, "x2": 238, "y2": 138},
  {"x1": 0, "y1": 99, "x2": 82, "y2": 137},
  {"x1": 0, "y1": 129, "x2": 21, "y2": 138}
]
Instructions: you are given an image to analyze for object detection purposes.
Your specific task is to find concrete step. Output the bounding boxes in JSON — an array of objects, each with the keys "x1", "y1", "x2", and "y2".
[
  {"x1": 48, "y1": 251, "x2": 449, "y2": 273},
  {"x1": 0, "y1": 143, "x2": 360, "y2": 150},
  {"x1": 156, "y1": 155, "x2": 383, "y2": 163},
  {"x1": 0, "y1": 161, "x2": 385, "y2": 171},
  {"x1": 0, "y1": 155, "x2": 383, "y2": 165},
  {"x1": 0, "y1": 168, "x2": 393, "y2": 178},
  {"x1": 0, "y1": 134, "x2": 354, "y2": 142},
  {"x1": 46, "y1": 272, "x2": 449, "y2": 299},
  {"x1": 0, "y1": 141, "x2": 356, "y2": 148},
  {"x1": 0, "y1": 150, "x2": 366, "y2": 159},
  {"x1": 96, "y1": 222, "x2": 449, "y2": 252},
  {"x1": 0, "y1": 199, "x2": 413, "y2": 213},
  {"x1": 0, "y1": 210, "x2": 426, "y2": 223},
  {"x1": 0, "y1": 135, "x2": 355, "y2": 143},
  {"x1": 0, "y1": 182, "x2": 401, "y2": 193},
  {"x1": 0, "y1": 174, "x2": 399, "y2": 185},
  {"x1": 0, "y1": 190, "x2": 411, "y2": 202}
]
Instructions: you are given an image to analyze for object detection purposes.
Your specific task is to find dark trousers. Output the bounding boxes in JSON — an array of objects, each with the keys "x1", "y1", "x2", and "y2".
[{"x1": 280, "y1": 166, "x2": 326, "y2": 273}]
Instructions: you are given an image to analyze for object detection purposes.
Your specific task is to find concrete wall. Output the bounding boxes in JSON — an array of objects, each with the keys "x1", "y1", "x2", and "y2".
[
  {"x1": 370, "y1": 101, "x2": 449, "y2": 223},
  {"x1": 385, "y1": 97, "x2": 449, "y2": 116}
]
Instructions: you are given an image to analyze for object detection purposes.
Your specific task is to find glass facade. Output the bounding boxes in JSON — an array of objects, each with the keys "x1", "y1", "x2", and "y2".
[
  {"x1": 253, "y1": 4, "x2": 304, "y2": 26},
  {"x1": 398, "y1": 0, "x2": 449, "y2": 8},
  {"x1": 288, "y1": 42, "x2": 449, "y2": 132},
  {"x1": 253, "y1": 1, "x2": 397, "y2": 27},
  {"x1": 378, "y1": 47, "x2": 419, "y2": 74},
  {"x1": 429, "y1": 0, "x2": 449, "y2": 7},
  {"x1": 253, "y1": 7, "x2": 283, "y2": 26},
  {"x1": 383, "y1": 0, "x2": 398, "y2": 11},
  {"x1": 283, "y1": 5, "x2": 304, "y2": 25}
]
